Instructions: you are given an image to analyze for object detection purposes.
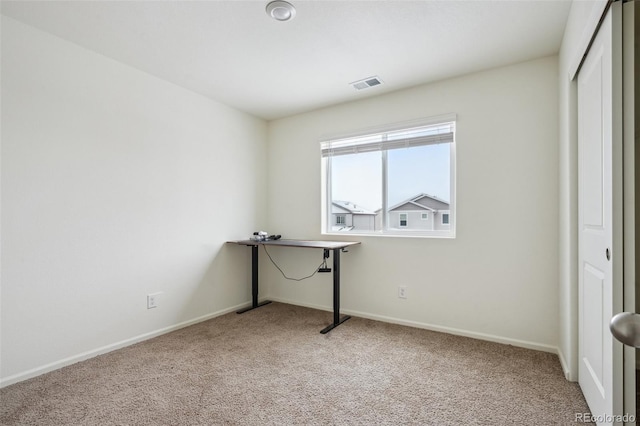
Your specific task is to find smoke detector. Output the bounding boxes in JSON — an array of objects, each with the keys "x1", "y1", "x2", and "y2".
[
  {"x1": 350, "y1": 76, "x2": 383, "y2": 90},
  {"x1": 266, "y1": 1, "x2": 296, "y2": 21}
]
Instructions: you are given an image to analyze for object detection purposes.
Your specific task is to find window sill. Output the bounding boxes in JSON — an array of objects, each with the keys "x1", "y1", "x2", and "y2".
[{"x1": 322, "y1": 230, "x2": 455, "y2": 239}]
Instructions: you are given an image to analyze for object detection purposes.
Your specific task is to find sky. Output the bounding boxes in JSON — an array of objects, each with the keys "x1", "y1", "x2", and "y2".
[{"x1": 330, "y1": 143, "x2": 451, "y2": 211}]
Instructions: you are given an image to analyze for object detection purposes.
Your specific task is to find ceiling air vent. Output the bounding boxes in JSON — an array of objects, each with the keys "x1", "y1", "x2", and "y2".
[{"x1": 350, "y1": 76, "x2": 383, "y2": 90}]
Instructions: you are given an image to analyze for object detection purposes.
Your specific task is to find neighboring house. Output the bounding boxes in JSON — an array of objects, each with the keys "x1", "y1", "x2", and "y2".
[
  {"x1": 382, "y1": 193, "x2": 451, "y2": 231},
  {"x1": 331, "y1": 201, "x2": 377, "y2": 232}
]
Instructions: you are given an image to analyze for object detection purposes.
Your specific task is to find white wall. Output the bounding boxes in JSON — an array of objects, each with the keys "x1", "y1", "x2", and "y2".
[
  {"x1": 0, "y1": 17, "x2": 267, "y2": 385},
  {"x1": 557, "y1": 0, "x2": 609, "y2": 381},
  {"x1": 265, "y1": 56, "x2": 560, "y2": 352}
]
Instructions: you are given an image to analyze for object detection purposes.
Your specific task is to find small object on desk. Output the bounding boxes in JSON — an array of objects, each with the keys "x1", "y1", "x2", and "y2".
[
  {"x1": 251, "y1": 231, "x2": 269, "y2": 241},
  {"x1": 250, "y1": 231, "x2": 282, "y2": 241}
]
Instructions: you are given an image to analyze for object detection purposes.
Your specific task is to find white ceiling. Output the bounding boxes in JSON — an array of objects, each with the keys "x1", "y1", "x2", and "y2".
[{"x1": 1, "y1": 0, "x2": 572, "y2": 120}]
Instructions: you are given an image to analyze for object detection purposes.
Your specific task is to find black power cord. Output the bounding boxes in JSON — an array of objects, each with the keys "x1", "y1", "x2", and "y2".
[{"x1": 262, "y1": 245, "x2": 326, "y2": 282}]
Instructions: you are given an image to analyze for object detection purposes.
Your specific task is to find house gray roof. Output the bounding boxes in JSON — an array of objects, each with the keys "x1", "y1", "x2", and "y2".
[
  {"x1": 389, "y1": 201, "x2": 435, "y2": 212},
  {"x1": 388, "y1": 193, "x2": 449, "y2": 212},
  {"x1": 332, "y1": 201, "x2": 377, "y2": 215}
]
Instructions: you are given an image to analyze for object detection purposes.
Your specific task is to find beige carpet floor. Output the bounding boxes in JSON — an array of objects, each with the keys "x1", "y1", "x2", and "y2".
[{"x1": 1, "y1": 302, "x2": 589, "y2": 425}]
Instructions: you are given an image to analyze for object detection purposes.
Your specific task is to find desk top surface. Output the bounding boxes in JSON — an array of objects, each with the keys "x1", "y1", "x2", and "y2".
[{"x1": 228, "y1": 239, "x2": 360, "y2": 250}]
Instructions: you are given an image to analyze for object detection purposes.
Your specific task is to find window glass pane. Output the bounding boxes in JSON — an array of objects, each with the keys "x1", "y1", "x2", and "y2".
[
  {"x1": 329, "y1": 151, "x2": 381, "y2": 233},
  {"x1": 387, "y1": 144, "x2": 449, "y2": 206},
  {"x1": 387, "y1": 144, "x2": 450, "y2": 231}
]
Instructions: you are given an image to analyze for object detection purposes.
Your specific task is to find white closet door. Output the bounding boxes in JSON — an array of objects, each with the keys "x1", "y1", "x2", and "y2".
[{"x1": 577, "y1": 4, "x2": 623, "y2": 424}]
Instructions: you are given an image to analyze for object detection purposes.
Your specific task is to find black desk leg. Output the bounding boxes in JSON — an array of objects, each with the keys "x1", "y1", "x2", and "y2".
[
  {"x1": 237, "y1": 245, "x2": 271, "y2": 314},
  {"x1": 320, "y1": 248, "x2": 351, "y2": 333}
]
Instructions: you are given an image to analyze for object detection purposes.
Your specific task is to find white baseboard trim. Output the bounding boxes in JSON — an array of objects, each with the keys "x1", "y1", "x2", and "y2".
[
  {"x1": 0, "y1": 302, "x2": 250, "y2": 389},
  {"x1": 268, "y1": 296, "x2": 559, "y2": 355},
  {"x1": 557, "y1": 348, "x2": 576, "y2": 381}
]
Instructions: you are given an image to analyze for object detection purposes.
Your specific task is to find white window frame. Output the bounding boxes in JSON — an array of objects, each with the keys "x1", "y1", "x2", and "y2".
[
  {"x1": 320, "y1": 114, "x2": 456, "y2": 238},
  {"x1": 421, "y1": 213, "x2": 429, "y2": 220},
  {"x1": 336, "y1": 215, "x2": 346, "y2": 225}
]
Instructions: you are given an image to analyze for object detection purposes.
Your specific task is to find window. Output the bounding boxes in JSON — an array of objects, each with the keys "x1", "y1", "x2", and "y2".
[
  {"x1": 399, "y1": 213, "x2": 408, "y2": 227},
  {"x1": 321, "y1": 114, "x2": 456, "y2": 237},
  {"x1": 336, "y1": 215, "x2": 346, "y2": 225},
  {"x1": 442, "y1": 213, "x2": 450, "y2": 225}
]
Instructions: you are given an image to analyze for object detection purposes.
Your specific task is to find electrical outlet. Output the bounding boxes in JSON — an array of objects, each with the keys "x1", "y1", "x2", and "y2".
[
  {"x1": 398, "y1": 286, "x2": 407, "y2": 299},
  {"x1": 147, "y1": 292, "x2": 162, "y2": 309}
]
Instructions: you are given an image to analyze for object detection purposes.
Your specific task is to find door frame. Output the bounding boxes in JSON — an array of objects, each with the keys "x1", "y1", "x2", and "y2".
[{"x1": 622, "y1": 0, "x2": 638, "y2": 421}]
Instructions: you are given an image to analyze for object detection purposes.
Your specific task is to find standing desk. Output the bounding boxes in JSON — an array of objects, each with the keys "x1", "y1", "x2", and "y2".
[{"x1": 228, "y1": 239, "x2": 360, "y2": 333}]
